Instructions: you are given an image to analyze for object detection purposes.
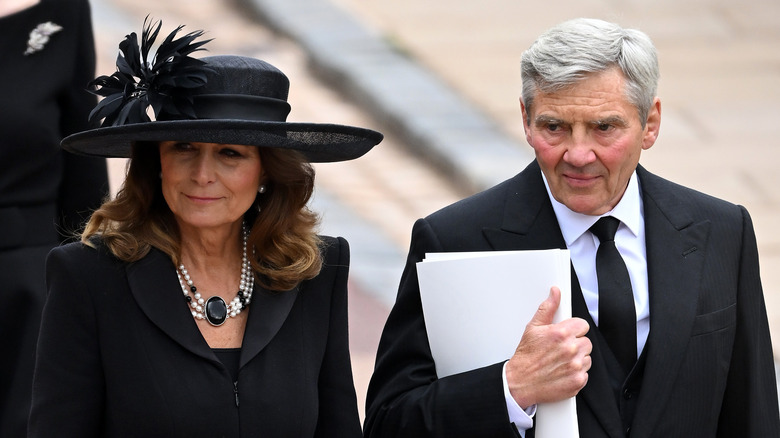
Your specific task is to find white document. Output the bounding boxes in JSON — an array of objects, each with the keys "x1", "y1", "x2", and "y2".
[{"x1": 417, "y1": 249, "x2": 578, "y2": 438}]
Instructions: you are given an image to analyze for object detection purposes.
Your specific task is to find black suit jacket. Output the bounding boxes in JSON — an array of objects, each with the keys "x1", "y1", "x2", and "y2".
[
  {"x1": 29, "y1": 236, "x2": 361, "y2": 438},
  {"x1": 363, "y1": 161, "x2": 780, "y2": 438}
]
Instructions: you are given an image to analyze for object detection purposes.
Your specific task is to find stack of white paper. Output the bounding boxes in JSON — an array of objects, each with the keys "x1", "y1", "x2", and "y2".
[{"x1": 417, "y1": 249, "x2": 578, "y2": 438}]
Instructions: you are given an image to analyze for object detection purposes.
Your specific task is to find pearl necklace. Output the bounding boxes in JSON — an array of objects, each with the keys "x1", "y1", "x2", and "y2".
[{"x1": 175, "y1": 224, "x2": 254, "y2": 326}]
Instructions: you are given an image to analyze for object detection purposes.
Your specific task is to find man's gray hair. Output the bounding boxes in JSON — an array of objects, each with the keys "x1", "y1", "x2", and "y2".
[{"x1": 521, "y1": 18, "x2": 659, "y2": 126}]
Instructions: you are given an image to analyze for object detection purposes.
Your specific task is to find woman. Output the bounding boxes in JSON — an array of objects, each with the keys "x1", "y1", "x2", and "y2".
[
  {"x1": 28, "y1": 20, "x2": 382, "y2": 437},
  {"x1": 0, "y1": 0, "x2": 107, "y2": 435}
]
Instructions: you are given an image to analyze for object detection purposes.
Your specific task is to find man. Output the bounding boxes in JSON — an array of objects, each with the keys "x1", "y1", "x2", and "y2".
[{"x1": 363, "y1": 18, "x2": 780, "y2": 437}]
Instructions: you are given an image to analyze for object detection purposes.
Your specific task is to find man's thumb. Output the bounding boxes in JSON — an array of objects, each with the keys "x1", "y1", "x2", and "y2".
[{"x1": 528, "y1": 286, "x2": 561, "y2": 326}]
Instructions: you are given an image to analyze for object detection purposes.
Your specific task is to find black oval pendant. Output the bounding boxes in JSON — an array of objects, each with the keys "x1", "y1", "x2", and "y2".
[{"x1": 205, "y1": 296, "x2": 228, "y2": 326}]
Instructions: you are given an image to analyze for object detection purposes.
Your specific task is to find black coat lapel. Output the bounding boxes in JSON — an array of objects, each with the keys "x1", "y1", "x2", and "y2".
[
  {"x1": 126, "y1": 248, "x2": 215, "y2": 363},
  {"x1": 239, "y1": 285, "x2": 298, "y2": 368},
  {"x1": 483, "y1": 161, "x2": 567, "y2": 251},
  {"x1": 126, "y1": 248, "x2": 300, "y2": 370},
  {"x1": 630, "y1": 167, "x2": 710, "y2": 437}
]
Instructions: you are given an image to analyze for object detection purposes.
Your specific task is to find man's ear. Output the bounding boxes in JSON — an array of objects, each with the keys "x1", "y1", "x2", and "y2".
[
  {"x1": 520, "y1": 98, "x2": 532, "y2": 145},
  {"x1": 642, "y1": 97, "x2": 661, "y2": 150}
]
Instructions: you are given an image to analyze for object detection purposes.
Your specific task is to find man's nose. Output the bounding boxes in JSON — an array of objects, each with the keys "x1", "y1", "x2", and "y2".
[{"x1": 563, "y1": 129, "x2": 597, "y2": 167}]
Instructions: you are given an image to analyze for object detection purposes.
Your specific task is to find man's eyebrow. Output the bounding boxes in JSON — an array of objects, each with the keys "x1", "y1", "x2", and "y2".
[
  {"x1": 592, "y1": 116, "x2": 628, "y2": 127},
  {"x1": 533, "y1": 115, "x2": 564, "y2": 125}
]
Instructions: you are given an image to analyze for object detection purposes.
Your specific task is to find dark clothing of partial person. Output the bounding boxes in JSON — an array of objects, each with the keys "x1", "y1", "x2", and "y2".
[
  {"x1": 0, "y1": 0, "x2": 108, "y2": 435},
  {"x1": 29, "y1": 236, "x2": 362, "y2": 438},
  {"x1": 364, "y1": 161, "x2": 780, "y2": 438}
]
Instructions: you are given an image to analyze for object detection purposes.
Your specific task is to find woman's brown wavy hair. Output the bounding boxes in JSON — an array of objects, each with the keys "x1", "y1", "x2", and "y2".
[{"x1": 82, "y1": 141, "x2": 322, "y2": 291}]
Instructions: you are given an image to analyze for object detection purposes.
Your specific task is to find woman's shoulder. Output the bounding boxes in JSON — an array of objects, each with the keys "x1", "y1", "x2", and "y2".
[
  {"x1": 318, "y1": 235, "x2": 349, "y2": 263},
  {"x1": 48, "y1": 239, "x2": 93, "y2": 258},
  {"x1": 318, "y1": 235, "x2": 346, "y2": 247},
  {"x1": 47, "y1": 238, "x2": 122, "y2": 271}
]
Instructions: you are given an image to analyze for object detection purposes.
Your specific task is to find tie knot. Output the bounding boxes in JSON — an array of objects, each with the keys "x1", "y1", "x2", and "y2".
[{"x1": 590, "y1": 216, "x2": 620, "y2": 242}]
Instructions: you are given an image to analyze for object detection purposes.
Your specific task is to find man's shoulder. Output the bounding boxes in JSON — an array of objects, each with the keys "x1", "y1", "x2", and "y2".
[
  {"x1": 425, "y1": 161, "x2": 539, "y2": 227},
  {"x1": 639, "y1": 167, "x2": 741, "y2": 212},
  {"x1": 425, "y1": 174, "x2": 519, "y2": 225},
  {"x1": 638, "y1": 167, "x2": 747, "y2": 231}
]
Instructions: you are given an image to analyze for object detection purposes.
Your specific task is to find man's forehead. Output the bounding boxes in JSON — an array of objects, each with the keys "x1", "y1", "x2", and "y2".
[
  {"x1": 531, "y1": 108, "x2": 632, "y2": 124},
  {"x1": 530, "y1": 92, "x2": 638, "y2": 123}
]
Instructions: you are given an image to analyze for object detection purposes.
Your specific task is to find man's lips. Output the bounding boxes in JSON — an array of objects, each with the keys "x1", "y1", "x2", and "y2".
[{"x1": 563, "y1": 173, "x2": 600, "y2": 187}]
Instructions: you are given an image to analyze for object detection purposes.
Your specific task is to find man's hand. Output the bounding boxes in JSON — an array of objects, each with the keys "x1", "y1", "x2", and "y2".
[{"x1": 506, "y1": 286, "x2": 592, "y2": 409}]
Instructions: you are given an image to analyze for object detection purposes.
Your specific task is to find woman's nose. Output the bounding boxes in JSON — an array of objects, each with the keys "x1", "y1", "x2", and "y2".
[{"x1": 191, "y1": 153, "x2": 216, "y2": 184}]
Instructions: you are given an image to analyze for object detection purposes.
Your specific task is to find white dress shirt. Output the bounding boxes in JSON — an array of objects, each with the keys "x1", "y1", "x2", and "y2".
[{"x1": 504, "y1": 170, "x2": 649, "y2": 436}]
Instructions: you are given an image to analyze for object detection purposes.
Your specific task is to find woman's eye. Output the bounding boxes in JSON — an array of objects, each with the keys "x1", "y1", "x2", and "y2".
[
  {"x1": 172, "y1": 142, "x2": 194, "y2": 151},
  {"x1": 220, "y1": 148, "x2": 242, "y2": 158}
]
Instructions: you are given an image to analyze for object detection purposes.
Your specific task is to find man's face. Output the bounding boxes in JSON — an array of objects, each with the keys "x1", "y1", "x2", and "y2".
[{"x1": 521, "y1": 68, "x2": 661, "y2": 216}]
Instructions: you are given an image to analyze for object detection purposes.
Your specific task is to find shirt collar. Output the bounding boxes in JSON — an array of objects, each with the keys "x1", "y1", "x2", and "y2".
[{"x1": 542, "y1": 170, "x2": 643, "y2": 246}]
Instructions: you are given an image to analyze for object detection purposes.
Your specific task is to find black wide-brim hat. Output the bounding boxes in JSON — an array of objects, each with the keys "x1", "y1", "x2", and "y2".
[{"x1": 62, "y1": 55, "x2": 383, "y2": 162}]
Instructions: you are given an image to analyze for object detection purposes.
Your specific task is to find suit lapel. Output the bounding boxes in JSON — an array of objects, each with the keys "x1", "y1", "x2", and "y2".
[
  {"x1": 126, "y1": 248, "x2": 300, "y2": 370},
  {"x1": 126, "y1": 248, "x2": 215, "y2": 363},
  {"x1": 482, "y1": 162, "x2": 624, "y2": 437},
  {"x1": 631, "y1": 167, "x2": 711, "y2": 437},
  {"x1": 482, "y1": 161, "x2": 565, "y2": 252},
  {"x1": 239, "y1": 285, "x2": 298, "y2": 368}
]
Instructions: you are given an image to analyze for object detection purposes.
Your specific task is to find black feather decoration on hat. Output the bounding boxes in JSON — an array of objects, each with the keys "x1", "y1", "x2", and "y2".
[{"x1": 88, "y1": 16, "x2": 213, "y2": 126}]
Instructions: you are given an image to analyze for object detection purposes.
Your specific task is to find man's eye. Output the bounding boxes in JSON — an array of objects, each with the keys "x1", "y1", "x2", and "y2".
[
  {"x1": 597, "y1": 123, "x2": 612, "y2": 131},
  {"x1": 547, "y1": 123, "x2": 560, "y2": 132}
]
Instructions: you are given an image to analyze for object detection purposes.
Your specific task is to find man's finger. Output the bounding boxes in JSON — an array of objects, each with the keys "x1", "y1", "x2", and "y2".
[{"x1": 527, "y1": 286, "x2": 561, "y2": 327}]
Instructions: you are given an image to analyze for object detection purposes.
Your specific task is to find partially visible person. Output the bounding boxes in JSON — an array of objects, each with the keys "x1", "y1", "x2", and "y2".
[
  {"x1": 364, "y1": 17, "x2": 779, "y2": 437},
  {"x1": 0, "y1": 0, "x2": 108, "y2": 435},
  {"x1": 28, "y1": 19, "x2": 382, "y2": 437}
]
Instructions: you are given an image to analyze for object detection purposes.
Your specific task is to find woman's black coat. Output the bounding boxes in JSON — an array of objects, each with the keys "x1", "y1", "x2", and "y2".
[{"x1": 29, "y1": 235, "x2": 361, "y2": 438}]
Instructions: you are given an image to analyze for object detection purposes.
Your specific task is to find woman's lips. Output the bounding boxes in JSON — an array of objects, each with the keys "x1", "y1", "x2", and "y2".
[{"x1": 186, "y1": 194, "x2": 221, "y2": 203}]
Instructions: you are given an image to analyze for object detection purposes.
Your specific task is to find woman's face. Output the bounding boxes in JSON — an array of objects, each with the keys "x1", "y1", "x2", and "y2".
[{"x1": 159, "y1": 141, "x2": 263, "y2": 232}]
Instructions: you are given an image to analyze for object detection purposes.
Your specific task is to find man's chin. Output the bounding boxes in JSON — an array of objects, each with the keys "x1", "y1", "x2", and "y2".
[{"x1": 558, "y1": 195, "x2": 611, "y2": 216}]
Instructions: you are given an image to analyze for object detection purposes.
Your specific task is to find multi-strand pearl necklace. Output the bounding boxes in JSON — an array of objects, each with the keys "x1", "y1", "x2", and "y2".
[{"x1": 176, "y1": 224, "x2": 254, "y2": 326}]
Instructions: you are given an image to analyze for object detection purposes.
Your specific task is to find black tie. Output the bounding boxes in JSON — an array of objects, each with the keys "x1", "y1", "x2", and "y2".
[{"x1": 590, "y1": 216, "x2": 636, "y2": 374}]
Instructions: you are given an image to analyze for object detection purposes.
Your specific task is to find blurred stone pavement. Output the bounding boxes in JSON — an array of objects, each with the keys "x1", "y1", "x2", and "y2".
[{"x1": 90, "y1": 0, "x2": 780, "y2": 418}]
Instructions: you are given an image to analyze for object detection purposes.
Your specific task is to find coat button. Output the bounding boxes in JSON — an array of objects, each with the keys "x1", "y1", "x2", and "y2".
[{"x1": 623, "y1": 388, "x2": 633, "y2": 399}]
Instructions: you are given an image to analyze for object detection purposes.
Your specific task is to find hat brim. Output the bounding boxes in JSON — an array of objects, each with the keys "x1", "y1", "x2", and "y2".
[{"x1": 61, "y1": 119, "x2": 383, "y2": 163}]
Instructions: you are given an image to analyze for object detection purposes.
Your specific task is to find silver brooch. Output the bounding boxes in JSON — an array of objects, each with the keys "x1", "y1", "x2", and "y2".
[{"x1": 24, "y1": 22, "x2": 63, "y2": 56}]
